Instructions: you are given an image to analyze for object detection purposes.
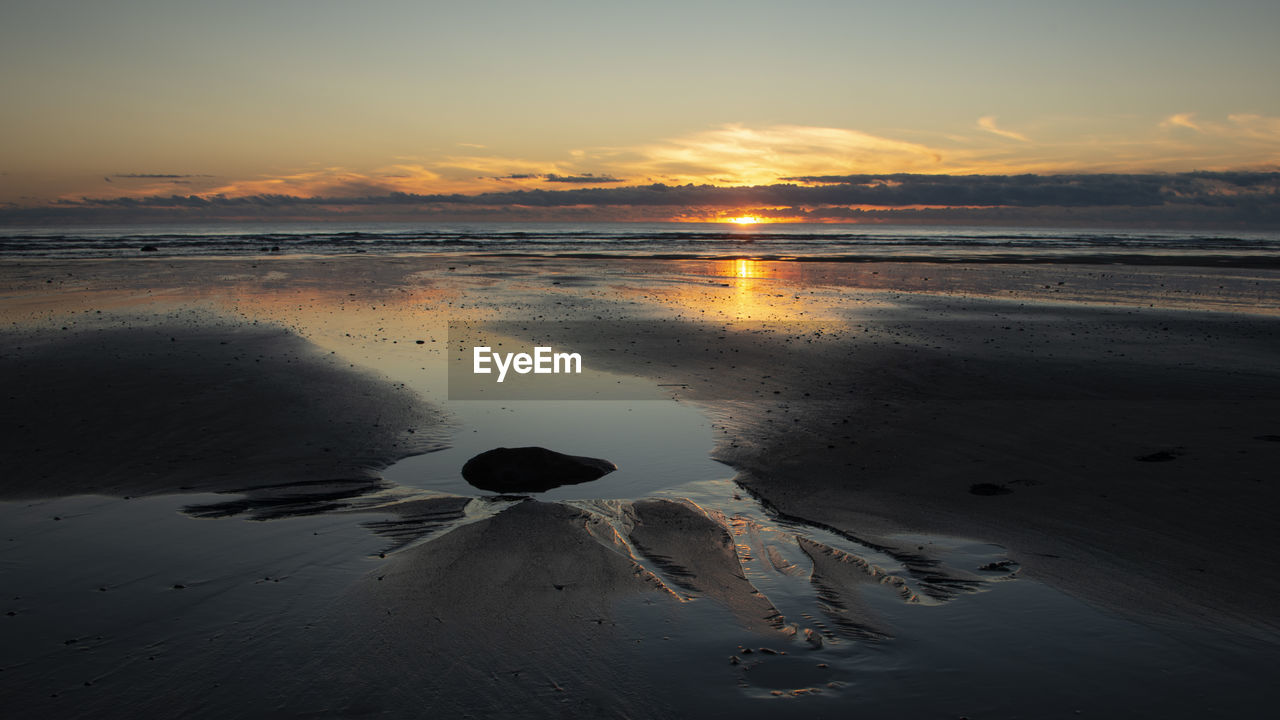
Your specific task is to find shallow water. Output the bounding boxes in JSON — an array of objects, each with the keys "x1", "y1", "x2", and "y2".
[
  {"x1": 3, "y1": 259, "x2": 1276, "y2": 716},
  {"x1": 376, "y1": 373, "x2": 1279, "y2": 716},
  {"x1": 384, "y1": 398, "x2": 727, "y2": 502}
]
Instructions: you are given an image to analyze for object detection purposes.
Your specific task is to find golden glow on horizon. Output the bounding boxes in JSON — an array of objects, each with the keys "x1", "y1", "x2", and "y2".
[
  {"x1": 12, "y1": 113, "x2": 1280, "y2": 207},
  {"x1": 3, "y1": 0, "x2": 1278, "y2": 210},
  {"x1": 728, "y1": 216, "x2": 761, "y2": 225}
]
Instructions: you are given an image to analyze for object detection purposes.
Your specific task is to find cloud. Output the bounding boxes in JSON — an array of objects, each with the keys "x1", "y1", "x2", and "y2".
[
  {"x1": 11, "y1": 117, "x2": 1280, "y2": 211},
  {"x1": 4, "y1": 173, "x2": 1277, "y2": 229},
  {"x1": 1153, "y1": 113, "x2": 1280, "y2": 169},
  {"x1": 69, "y1": 116, "x2": 1280, "y2": 206},
  {"x1": 203, "y1": 165, "x2": 446, "y2": 199},
  {"x1": 490, "y1": 173, "x2": 624, "y2": 183},
  {"x1": 1161, "y1": 112, "x2": 1280, "y2": 143},
  {"x1": 1225, "y1": 114, "x2": 1280, "y2": 142},
  {"x1": 542, "y1": 173, "x2": 623, "y2": 183},
  {"x1": 433, "y1": 154, "x2": 617, "y2": 191},
  {"x1": 20, "y1": 172, "x2": 1276, "y2": 220},
  {"x1": 618, "y1": 124, "x2": 947, "y2": 185},
  {"x1": 1161, "y1": 113, "x2": 1201, "y2": 131},
  {"x1": 112, "y1": 173, "x2": 212, "y2": 179},
  {"x1": 770, "y1": 173, "x2": 1183, "y2": 206},
  {"x1": 977, "y1": 116, "x2": 1030, "y2": 142}
]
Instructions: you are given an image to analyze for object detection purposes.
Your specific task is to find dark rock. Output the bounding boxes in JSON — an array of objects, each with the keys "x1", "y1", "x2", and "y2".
[
  {"x1": 970, "y1": 483, "x2": 1013, "y2": 496},
  {"x1": 139, "y1": 245, "x2": 158, "y2": 252},
  {"x1": 461, "y1": 446, "x2": 615, "y2": 493},
  {"x1": 1135, "y1": 450, "x2": 1177, "y2": 462}
]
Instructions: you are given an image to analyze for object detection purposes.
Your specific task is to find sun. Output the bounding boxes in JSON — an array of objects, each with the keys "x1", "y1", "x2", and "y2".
[{"x1": 727, "y1": 215, "x2": 761, "y2": 225}]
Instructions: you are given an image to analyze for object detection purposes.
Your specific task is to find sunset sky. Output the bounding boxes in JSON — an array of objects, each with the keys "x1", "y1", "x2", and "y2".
[{"x1": 2, "y1": 1, "x2": 1278, "y2": 224}]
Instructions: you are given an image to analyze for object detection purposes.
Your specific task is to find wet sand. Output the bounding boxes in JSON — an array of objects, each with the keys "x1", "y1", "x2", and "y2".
[
  {"x1": 542, "y1": 301, "x2": 1280, "y2": 633},
  {"x1": 2, "y1": 255, "x2": 1278, "y2": 717},
  {"x1": 2, "y1": 322, "x2": 446, "y2": 501}
]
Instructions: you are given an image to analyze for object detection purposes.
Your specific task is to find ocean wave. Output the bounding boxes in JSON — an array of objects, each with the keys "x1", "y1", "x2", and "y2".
[{"x1": 1, "y1": 223, "x2": 1277, "y2": 265}]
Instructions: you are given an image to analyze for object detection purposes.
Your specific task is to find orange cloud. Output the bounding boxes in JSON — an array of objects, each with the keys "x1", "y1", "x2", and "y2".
[
  {"x1": 1225, "y1": 113, "x2": 1280, "y2": 142},
  {"x1": 977, "y1": 116, "x2": 1030, "y2": 142},
  {"x1": 34, "y1": 116, "x2": 1280, "y2": 207},
  {"x1": 1155, "y1": 112, "x2": 1280, "y2": 168},
  {"x1": 1160, "y1": 113, "x2": 1202, "y2": 131},
  {"x1": 1160, "y1": 111, "x2": 1280, "y2": 143},
  {"x1": 615, "y1": 124, "x2": 947, "y2": 185}
]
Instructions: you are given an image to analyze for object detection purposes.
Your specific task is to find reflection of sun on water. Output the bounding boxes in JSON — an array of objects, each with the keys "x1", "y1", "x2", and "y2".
[{"x1": 725, "y1": 259, "x2": 774, "y2": 319}]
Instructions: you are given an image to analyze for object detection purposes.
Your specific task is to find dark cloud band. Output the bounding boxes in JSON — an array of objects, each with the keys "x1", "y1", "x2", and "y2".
[
  {"x1": 111, "y1": 173, "x2": 212, "y2": 179},
  {"x1": 5, "y1": 172, "x2": 1277, "y2": 226}
]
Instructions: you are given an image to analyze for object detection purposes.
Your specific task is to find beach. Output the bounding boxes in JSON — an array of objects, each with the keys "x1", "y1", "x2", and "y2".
[
  {"x1": 6, "y1": 0, "x2": 1280, "y2": 714},
  {"x1": 2, "y1": 252, "x2": 1279, "y2": 717}
]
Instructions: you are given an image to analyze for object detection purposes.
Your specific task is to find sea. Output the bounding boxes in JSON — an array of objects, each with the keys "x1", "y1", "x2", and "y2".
[{"x1": 2, "y1": 222, "x2": 1278, "y2": 266}]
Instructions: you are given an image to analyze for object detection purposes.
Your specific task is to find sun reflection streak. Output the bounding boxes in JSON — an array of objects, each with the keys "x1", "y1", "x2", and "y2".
[{"x1": 721, "y1": 259, "x2": 780, "y2": 320}]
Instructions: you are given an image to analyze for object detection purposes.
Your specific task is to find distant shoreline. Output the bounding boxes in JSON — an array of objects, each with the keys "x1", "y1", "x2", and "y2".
[{"x1": 2, "y1": 222, "x2": 1278, "y2": 266}]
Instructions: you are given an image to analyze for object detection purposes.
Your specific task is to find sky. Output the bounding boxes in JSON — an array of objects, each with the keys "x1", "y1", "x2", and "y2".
[{"x1": 2, "y1": 0, "x2": 1279, "y2": 224}]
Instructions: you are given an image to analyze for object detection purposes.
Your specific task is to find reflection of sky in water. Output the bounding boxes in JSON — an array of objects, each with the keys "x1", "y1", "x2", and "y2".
[
  {"x1": 6, "y1": 263, "x2": 1277, "y2": 717},
  {"x1": 384, "y1": 396, "x2": 732, "y2": 501}
]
